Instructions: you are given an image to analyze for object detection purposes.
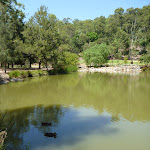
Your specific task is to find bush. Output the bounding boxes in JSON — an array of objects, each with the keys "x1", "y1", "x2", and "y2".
[
  {"x1": 8, "y1": 71, "x2": 21, "y2": 78},
  {"x1": 30, "y1": 71, "x2": 39, "y2": 77},
  {"x1": 124, "y1": 57, "x2": 128, "y2": 64},
  {"x1": 64, "y1": 65, "x2": 78, "y2": 73},
  {"x1": 140, "y1": 53, "x2": 150, "y2": 65},
  {"x1": 8, "y1": 70, "x2": 48, "y2": 78},
  {"x1": 141, "y1": 66, "x2": 150, "y2": 72},
  {"x1": 20, "y1": 71, "x2": 28, "y2": 78},
  {"x1": 48, "y1": 65, "x2": 78, "y2": 75},
  {"x1": 52, "y1": 51, "x2": 79, "y2": 74},
  {"x1": 83, "y1": 43, "x2": 110, "y2": 66}
]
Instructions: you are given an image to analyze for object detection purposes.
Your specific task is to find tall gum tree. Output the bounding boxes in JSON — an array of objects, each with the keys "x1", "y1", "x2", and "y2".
[{"x1": 0, "y1": 0, "x2": 24, "y2": 72}]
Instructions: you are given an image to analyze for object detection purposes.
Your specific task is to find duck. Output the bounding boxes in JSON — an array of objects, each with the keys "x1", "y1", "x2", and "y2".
[
  {"x1": 44, "y1": 132, "x2": 57, "y2": 138},
  {"x1": 41, "y1": 122, "x2": 51, "y2": 126}
]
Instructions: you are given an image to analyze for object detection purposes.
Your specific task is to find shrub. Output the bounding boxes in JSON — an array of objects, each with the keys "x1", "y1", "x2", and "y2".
[
  {"x1": 141, "y1": 66, "x2": 150, "y2": 72},
  {"x1": 52, "y1": 51, "x2": 79, "y2": 74},
  {"x1": 27, "y1": 71, "x2": 39, "y2": 77},
  {"x1": 8, "y1": 71, "x2": 21, "y2": 78},
  {"x1": 8, "y1": 70, "x2": 49, "y2": 79},
  {"x1": 37, "y1": 70, "x2": 43, "y2": 76},
  {"x1": 20, "y1": 71, "x2": 28, "y2": 78},
  {"x1": 124, "y1": 57, "x2": 128, "y2": 64},
  {"x1": 64, "y1": 65, "x2": 78, "y2": 73},
  {"x1": 140, "y1": 53, "x2": 150, "y2": 65},
  {"x1": 83, "y1": 43, "x2": 110, "y2": 67}
]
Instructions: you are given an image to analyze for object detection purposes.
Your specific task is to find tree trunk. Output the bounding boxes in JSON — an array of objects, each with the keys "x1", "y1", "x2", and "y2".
[
  {"x1": 29, "y1": 60, "x2": 31, "y2": 68},
  {"x1": 39, "y1": 61, "x2": 41, "y2": 69},
  {"x1": 11, "y1": 63, "x2": 14, "y2": 69},
  {"x1": 5, "y1": 62, "x2": 6, "y2": 73},
  {"x1": 8, "y1": 63, "x2": 9, "y2": 69},
  {"x1": 46, "y1": 62, "x2": 48, "y2": 70}
]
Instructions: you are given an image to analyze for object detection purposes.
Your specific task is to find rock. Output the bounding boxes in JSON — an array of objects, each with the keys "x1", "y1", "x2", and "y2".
[
  {"x1": 0, "y1": 80, "x2": 9, "y2": 84},
  {"x1": 11, "y1": 78, "x2": 23, "y2": 82},
  {"x1": 78, "y1": 65, "x2": 141, "y2": 75},
  {"x1": 0, "y1": 73, "x2": 9, "y2": 79}
]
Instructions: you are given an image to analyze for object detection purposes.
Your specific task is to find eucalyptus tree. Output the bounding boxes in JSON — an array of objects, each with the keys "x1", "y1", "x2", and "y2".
[
  {"x1": 72, "y1": 31, "x2": 87, "y2": 52},
  {"x1": 93, "y1": 16, "x2": 106, "y2": 38},
  {"x1": 26, "y1": 6, "x2": 60, "y2": 69},
  {"x1": 0, "y1": 0, "x2": 24, "y2": 72},
  {"x1": 114, "y1": 8, "x2": 124, "y2": 29}
]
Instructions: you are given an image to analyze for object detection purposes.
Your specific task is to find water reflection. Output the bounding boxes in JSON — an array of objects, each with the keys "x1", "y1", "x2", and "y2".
[
  {"x1": 0, "y1": 72, "x2": 150, "y2": 122},
  {"x1": 0, "y1": 105, "x2": 119, "y2": 150}
]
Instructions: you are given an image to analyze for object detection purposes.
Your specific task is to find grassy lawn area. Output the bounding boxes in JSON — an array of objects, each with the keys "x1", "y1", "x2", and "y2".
[
  {"x1": 79, "y1": 58, "x2": 147, "y2": 66},
  {"x1": 107, "y1": 60, "x2": 146, "y2": 66}
]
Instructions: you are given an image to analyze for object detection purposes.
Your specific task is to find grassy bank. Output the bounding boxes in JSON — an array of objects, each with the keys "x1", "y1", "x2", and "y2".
[
  {"x1": 8, "y1": 70, "x2": 48, "y2": 79},
  {"x1": 107, "y1": 60, "x2": 146, "y2": 66},
  {"x1": 79, "y1": 59, "x2": 147, "y2": 66},
  {"x1": 8, "y1": 65, "x2": 78, "y2": 79}
]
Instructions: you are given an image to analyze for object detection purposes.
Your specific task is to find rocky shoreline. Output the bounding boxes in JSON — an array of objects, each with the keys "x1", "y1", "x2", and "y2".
[
  {"x1": 0, "y1": 71, "x2": 23, "y2": 85},
  {"x1": 0, "y1": 72, "x2": 9, "y2": 84},
  {"x1": 78, "y1": 65, "x2": 142, "y2": 75},
  {"x1": 0, "y1": 65, "x2": 142, "y2": 85}
]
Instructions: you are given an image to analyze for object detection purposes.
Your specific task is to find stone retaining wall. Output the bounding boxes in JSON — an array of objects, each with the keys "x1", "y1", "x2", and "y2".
[{"x1": 78, "y1": 65, "x2": 141, "y2": 75}]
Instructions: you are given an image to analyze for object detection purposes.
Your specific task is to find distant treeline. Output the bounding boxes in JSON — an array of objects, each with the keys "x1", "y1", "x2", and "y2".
[{"x1": 0, "y1": 0, "x2": 150, "y2": 72}]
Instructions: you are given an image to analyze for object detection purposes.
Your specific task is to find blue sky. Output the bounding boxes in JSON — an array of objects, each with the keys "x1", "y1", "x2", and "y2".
[{"x1": 18, "y1": 0, "x2": 150, "y2": 21}]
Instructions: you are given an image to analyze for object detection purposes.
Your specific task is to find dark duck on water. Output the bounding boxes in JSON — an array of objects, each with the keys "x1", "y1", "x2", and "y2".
[
  {"x1": 41, "y1": 122, "x2": 51, "y2": 126},
  {"x1": 44, "y1": 132, "x2": 57, "y2": 138}
]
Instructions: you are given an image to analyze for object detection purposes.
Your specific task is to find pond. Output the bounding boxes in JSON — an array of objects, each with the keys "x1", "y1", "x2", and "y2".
[{"x1": 0, "y1": 72, "x2": 150, "y2": 150}]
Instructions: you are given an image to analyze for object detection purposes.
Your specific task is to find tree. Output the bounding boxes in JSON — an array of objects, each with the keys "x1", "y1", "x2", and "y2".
[
  {"x1": 0, "y1": 0, "x2": 24, "y2": 72},
  {"x1": 23, "y1": 6, "x2": 60, "y2": 69},
  {"x1": 110, "y1": 28, "x2": 130, "y2": 56},
  {"x1": 83, "y1": 44, "x2": 110, "y2": 66},
  {"x1": 72, "y1": 31, "x2": 87, "y2": 52},
  {"x1": 114, "y1": 7, "x2": 124, "y2": 28},
  {"x1": 86, "y1": 32, "x2": 98, "y2": 44},
  {"x1": 93, "y1": 16, "x2": 106, "y2": 37},
  {"x1": 51, "y1": 50, "x2": 79, "y2": 73}
]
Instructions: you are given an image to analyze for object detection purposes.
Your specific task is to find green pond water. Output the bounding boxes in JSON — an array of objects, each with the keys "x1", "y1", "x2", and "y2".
[{"x1": 0, "y1": 72, "x2": 150, "y2": 150}]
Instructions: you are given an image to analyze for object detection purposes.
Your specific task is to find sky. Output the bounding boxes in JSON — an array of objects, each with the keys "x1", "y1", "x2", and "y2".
[{"x1": 18, "y1": 0, "x2": 150, "y2": 21}]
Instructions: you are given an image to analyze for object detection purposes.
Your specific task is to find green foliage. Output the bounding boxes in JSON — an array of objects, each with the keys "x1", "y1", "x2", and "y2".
[
  {"x1": 0, "y1": 145, "x2": 5, "y2": 150},
  {"x1": 87, "y1": 32, "x2": 98, "y2": 42},
  {"x1": 20, "y1": 71, "x2": 28, "y2": 78},
  {"x1": 0, "y1": 0, "x2": 25, "y2": 72},
  {"x1": 124, "y1": 57, "x2": 128, "y2": 64},
  {"x1": 1, "y1": 2, "x2": 150, "y2": 69},
  {"x1": 50, "y1": 51, "x2": 79, "y2": 74},
  {"x1": 48, "y1": 65, "x2": 78, "y2": 75},
  {"x1": 141, "y1": 66, "x2": 150, "y2": 72},
  {"x1": 64, "y1": 65, "x2": 78, "y2": 73},
  {"x1": 83, "y1": 42, "x2": 96, "y2": 51},
  {"x1": 72, "y1": 31, "x2": 87, "y2": 52},
  {"x1": 8, "y1": 70, "x2": 48, "y2": 78},
  {"x1": 140, "y1": 53, "x2": 150, "y2": 65},
  {"x1": 53, "y1": 51, "x2": 79, "y2": 68},
  {"x1": 8, "y1": 70, "x2": 21, "y2": 78},
  {"x1": 83, "y1": 43, "x2": 110, "y2": 66}
]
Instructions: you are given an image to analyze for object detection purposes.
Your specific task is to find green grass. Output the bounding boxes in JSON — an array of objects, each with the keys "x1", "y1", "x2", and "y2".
[
  {"x1": 107, "y1": 60, "x2": 146, "y2": 66},
  {"x1": 79, "y1": 59, "x2": 85, "y2": 64},
  {"x1": 79, "y1": 58, "x2": 146, "y2": 66},
  {"x1": 8, "y1": 70, "x2": 48, "y2": 79}
]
